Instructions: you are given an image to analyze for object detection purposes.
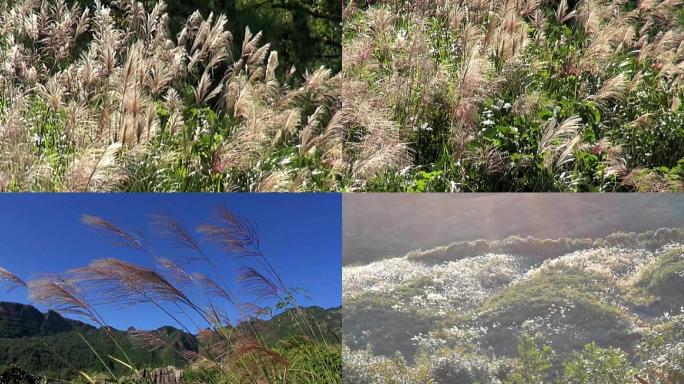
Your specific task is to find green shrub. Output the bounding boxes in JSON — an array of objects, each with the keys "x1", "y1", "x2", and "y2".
[
  {"x1": 562, "y1": 343, "x2": 634, "y2": 384},
  {"x1": 504, "y1": 334, "x2": 553, "y2": 384}
]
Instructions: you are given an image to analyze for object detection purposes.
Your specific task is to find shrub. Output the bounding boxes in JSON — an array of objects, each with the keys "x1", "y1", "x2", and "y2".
[
  {"x1": 430, "y1": 350, "x2": 499, "y2": 384},
  {"x1": 634, "y1": 315, "x2": 684, "y2": 384},
  {"x1": 562, "y1": 343, "x2": 634, "y2": 384},
  {"x1": 633, "y1": 247, "x2": 684, "y2": 313},
  {"x1": 504, "y1": 334, "x2": 552, "y2": 384}
]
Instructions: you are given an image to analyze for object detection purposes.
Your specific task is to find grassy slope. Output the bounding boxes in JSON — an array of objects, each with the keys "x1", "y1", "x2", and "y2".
[{"x1": 343, "y1": 233, "x2": 684, "y2": 382}]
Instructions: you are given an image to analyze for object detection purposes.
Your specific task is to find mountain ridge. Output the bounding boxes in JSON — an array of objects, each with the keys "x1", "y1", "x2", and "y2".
[
  {"x1": 0, "y1": 301, "x2": 95, "y2": 338},
  {"x1": 0, "y1": 301, "x2": 342, "y2": 337},
  {"x1": 0, "y1": 301, "x2": 341, "y2": 379}
]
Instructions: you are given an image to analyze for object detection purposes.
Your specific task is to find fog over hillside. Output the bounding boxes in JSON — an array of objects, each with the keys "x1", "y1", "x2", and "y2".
[{"x1": 343, "y1": 194, "x2": 684, "y2": 265}]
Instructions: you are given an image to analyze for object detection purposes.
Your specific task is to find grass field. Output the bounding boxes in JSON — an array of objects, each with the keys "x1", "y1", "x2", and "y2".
[{"x1": 342, "y1": 0, "x2": 684, "y2": 191}]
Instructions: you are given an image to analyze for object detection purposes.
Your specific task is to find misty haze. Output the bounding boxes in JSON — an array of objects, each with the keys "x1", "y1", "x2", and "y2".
[{"x1": 343, "y1": 194, "x2": 684, "y2": 265}]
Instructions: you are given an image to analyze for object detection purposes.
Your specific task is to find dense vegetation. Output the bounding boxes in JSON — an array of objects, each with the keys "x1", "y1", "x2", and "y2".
[
  {"x1": 0, "y1": 0, "x2": 341, "y2": 191},
  {"x1": 0, "y1": 208, "x2": 341, "y2": 383},
  {"x1": 0, "y1": 302, "x2": 340, "y2": 381},
  {"x1": 0, "y1": 366, "x2": 45, "y2": 384},
  {"x1": 160, "y1": 0, "x2": 341, "y2": 73},
  {"x1": 343, "y1": 0, "x2": 684, "y2": 191},
  {"x1": 343, "y1": 229, "x2": 684, "y2": 383},
  {"x1": 0, "y1": 302, "x2": 190, "y2": 379}
]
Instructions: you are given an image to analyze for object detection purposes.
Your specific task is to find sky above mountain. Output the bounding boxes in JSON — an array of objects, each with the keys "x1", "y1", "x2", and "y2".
[
  {"x1": 343, "y1": 194, "x2": 684, "y2": 265},
  {"x1": 0, "y1": 194, "x2": 341, "y2": 330}
]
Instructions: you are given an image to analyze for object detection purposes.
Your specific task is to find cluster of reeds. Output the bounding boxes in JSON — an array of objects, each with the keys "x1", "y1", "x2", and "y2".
[
  {"x1": 0, "y1": 0, "x2": 341, "y2": 192},
  {"x1": 342, "y1": 0, "x2": 684, "y2": 191},
  {"x1": 0, "y1": 207, "x2": 339, "y2": 384}
]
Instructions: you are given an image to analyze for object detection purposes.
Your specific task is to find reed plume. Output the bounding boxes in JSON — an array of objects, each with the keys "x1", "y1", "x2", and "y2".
[
  {"x1": 70, "y1": 258, "x2": 194, "y2": 308},
  {"x1": 590, "y1": 73, "x2": 629, "y2": 106},
  {"x1": 192, "y1": 272, "x2": 236, "y2": 307},
  {"x1": 128, "y1": 330, "x2": 170, "y2": 352},
  {"x1": 150, "y1": 213, "x2": 205, "y2": 259},
  {"x1": 236, "y1": 267, "x2": 282, "y2": 303},
  {"x1": 28, "y1": 274, "x2": 101, "y2": 325},
  {"x1": 197, "y1": 207, "x2": 261, "y2": 258},
  {"x1": 538, "y1": 115, "x2": 583, "y2": 169},
  {"x1": 81, "y1": 215, "x2": 147, "y2": 252},
  {"x1": 155, "y1": 256, "x2": 194, "y2": 287},
  {"x1": 0, "y1": 266, "x2": 26, "y2": 291},
  {"x1": 0, "y1": 0, "x2": 341, "y2": 192}
]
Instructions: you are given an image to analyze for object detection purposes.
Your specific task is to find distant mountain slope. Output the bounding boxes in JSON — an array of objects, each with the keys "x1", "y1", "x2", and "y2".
[
  {"x1": 249, "y1": 306, "x2": 342, "y2": 345},
  {"x1": 0, "y1": 303, "x2": 192, "y2": 379},
  {"x1": 0, "y1": 302, "x2": 94, "y2": 338},
  {"x1": 0, "y1": 303, "x2": 341, "y2": 380}
]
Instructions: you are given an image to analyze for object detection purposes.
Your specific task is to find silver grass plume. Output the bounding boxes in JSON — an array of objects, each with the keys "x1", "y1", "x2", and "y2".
[{"x1": 0, "y1": 266, "x2": 27, "y2": 291}]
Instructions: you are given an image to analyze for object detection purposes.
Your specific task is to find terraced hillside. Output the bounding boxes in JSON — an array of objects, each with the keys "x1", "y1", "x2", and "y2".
[{"x1": 343, "y1": 229, "x2": 684, "y2": 383}]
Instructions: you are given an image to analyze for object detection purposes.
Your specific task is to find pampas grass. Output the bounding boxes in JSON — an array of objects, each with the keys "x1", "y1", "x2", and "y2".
[
  {"x1": 538, "y1": 115, "x2": 583, "y2": 169},
  {"x1": 0, "y1": 266, "x2": 27, "y2": 291},
  {"x1": 0, "y1": 0, "x2": 341, "y2": 192},
  {"x1": 7, "y1": 207, "x2": 339, "y2": 384},
  {"x1": 343, "y1": 0, "x2": 684, "y2": 192}
]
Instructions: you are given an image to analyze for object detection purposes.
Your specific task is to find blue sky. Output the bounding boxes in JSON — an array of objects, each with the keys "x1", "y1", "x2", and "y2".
[{"x1": 0, "y1": 194, "x2": 341, "y2": 331}]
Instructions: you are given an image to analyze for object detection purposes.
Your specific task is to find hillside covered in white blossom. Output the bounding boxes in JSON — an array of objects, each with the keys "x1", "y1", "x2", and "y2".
[{"x1": 343, "y1": 229, "x2": 684, "y2": 384}]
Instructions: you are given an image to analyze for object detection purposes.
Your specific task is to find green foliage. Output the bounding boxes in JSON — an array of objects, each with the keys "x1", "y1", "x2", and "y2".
[
  {"x1": 407, "y1": 170, "x2": 445, "y2": 192},
  {"x1": 634, "y1": 248, "x2": 684, "y2": 313},
  {"x1": 0, "y1": 366, "x2": 46, "y2": 384},
  {"x1": 249, "y1": 307, "x2": 342, "y2": 347},
  {"x1": 168, "y1": 0, "x2": 340, "y2": 72},
  {"x1": 562, "y1": 343, "x2": 634, "y2": 384},
  {"x1": 275, "y1": 337, "x2": 341, "y2": 384},
  {"x1": 122, "y1": 106, "x2": 227, "y2": 192},
  {"x1": 430, "y1": 350, "x2": 502, "y2": 384},
  {"x1": 504, "y1": 334, "x2": 552, "y2": 384},
  {"x1": 0, "y1": 327, "x2": 188, "y2": 380},
  {"x1": 0, "y1": 302, "x2": 341, "y2": 382},
  {"x1": 343, "y1": 0, "x2": 684, "y2": 191},
  {"x1": 634, "y1": 315, "x2": 684, "y2": 384},
  {"x1": 184, "y1": 337, "x2": 341, "y2": 384},
  {"x1": 343, "y1": 279, "x2": 438, "y2": 361},
  {"x1": 72, "y1": 0, "x2": 340, "y2": 72}
]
